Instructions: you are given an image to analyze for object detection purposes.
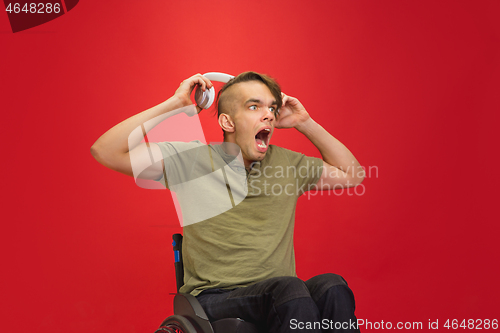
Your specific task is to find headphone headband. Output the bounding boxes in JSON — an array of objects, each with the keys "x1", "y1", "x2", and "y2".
[
  {"x1": 203, "y1": 72, "x2": 234, "y2": 83},
  {"x1": 194, "y1": 72, "x2": 234, "y2": 109}
]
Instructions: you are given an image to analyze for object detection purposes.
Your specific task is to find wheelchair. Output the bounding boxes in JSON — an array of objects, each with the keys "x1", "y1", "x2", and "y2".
[{"x1": 155, "y1": 234, "x2": 261, "y2": 333}]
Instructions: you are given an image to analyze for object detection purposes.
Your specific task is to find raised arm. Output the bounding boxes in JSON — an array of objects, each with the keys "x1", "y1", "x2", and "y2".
[
  {"x1": 90, "y1": 74, "x2": 213, "y2": 179},
  {"x1": 276, "y1": 93, "x2": 365, "y2": 190}
]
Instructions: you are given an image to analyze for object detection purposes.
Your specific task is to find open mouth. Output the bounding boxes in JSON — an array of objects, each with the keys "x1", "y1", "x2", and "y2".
[{"x1": 255, "y1": 127, "x2": 271, "y2": 152}]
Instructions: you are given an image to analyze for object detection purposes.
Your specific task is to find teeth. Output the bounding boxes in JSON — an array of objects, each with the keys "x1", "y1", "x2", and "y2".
[
  {"x1": 258, "y1": 142, "x2": 267, "y2": 148},
  {"x1": 264, "y1": 128, "x2": 270, "y2": 131}
]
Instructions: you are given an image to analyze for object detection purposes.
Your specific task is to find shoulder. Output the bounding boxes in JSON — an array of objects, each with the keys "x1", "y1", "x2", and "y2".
[
  {"x1": 266, "y1": 145, "x2": 300, "y2": 158},
  {"x1": 156, "y1": 140, "x2": 206, "y2": 153},
  {"x1": 266, "y1": 144, "x2": 310, "y2": 162},
  {"x1": 266, "y1": 145, "x2": 323, "y2": 173},
  {"x1": 155, "y1": 140, "x2": 209, "y2": 160}
]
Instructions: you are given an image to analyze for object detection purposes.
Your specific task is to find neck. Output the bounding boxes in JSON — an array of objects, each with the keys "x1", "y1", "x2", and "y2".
[
  {"x1": 222, "y1": 137, "x2": 252, "y2": 169},
  {"x1": 244, "y1": 158, "x2": 253, "y2": 170}
]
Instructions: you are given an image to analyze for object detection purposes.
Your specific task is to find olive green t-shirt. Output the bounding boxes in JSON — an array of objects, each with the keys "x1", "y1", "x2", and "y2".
[{"x1": 156, "y1": 141, "x2": 323, "y2": 296}]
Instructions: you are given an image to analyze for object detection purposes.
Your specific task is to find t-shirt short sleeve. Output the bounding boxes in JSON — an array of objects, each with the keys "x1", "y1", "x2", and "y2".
[
  {"x1": 153, "y1": 140, "x2": 206, "y2": 189},
  {"x1": 278, "y1": 146, "x2": 323, "y2": 194}
]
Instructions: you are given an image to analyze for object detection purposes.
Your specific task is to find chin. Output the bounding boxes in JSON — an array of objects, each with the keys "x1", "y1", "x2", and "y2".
[{"x1": 254, "y1": 151, "x2": 267, "y2": 160}]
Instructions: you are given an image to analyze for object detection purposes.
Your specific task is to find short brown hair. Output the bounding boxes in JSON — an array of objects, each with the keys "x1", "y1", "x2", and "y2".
[{"x1": 215, "y1": 71, "x2": 282, "y2": 120}]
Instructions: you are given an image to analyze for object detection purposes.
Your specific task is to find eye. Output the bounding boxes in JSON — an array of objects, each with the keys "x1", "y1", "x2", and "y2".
[
  {"x1": 249, "y1": 105, "x2": 258, "y2": 111},
  {"x1": 269, "y1": 107, "x2": 275, "y2": 113}
]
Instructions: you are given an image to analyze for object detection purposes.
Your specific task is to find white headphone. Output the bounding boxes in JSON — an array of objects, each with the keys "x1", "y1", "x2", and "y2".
[{"x1": 194, "y1": 72, "x2": 234, "y2": 109}]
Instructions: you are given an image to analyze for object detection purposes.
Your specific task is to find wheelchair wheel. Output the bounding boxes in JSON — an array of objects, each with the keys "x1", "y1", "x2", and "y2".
[{"x1": 155, "y1": 315, "x2": 198, "y2": 333}]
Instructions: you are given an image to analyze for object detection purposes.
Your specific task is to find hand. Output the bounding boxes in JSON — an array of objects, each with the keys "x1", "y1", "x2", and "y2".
[
  {"x1": 174, "y1": 73, "x2": 213, "y2": 113},
  {"x1": 275, "y1": 93, "x2": 311, "y2": 129}
]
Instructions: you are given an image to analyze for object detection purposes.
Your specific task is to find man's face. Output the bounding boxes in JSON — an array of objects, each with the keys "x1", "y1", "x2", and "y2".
[{"x1": 225, "y1": 81, "x2": 278, "y2": 166}]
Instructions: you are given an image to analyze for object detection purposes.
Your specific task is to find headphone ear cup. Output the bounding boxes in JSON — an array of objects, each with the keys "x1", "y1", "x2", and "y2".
[{"x1": 194, "y1": 86, "x2": 215, "y2": 109}]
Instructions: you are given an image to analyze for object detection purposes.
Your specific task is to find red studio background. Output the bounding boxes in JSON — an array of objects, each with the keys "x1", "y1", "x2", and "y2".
[{"x1": 1, "y1": 0, "x2": 499, "y2": 332}]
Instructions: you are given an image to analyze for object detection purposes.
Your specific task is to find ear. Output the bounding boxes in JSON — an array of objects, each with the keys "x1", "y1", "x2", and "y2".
[{"x1": 218, "y1": 113, "x2": 235, "y2": 133}]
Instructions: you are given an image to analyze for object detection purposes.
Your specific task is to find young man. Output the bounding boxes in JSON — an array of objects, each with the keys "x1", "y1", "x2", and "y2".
[{"x1": 91, "y1": 72, "x2": 364, "y2": 332}]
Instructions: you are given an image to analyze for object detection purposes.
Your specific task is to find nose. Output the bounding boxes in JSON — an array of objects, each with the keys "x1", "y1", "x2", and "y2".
[{"x1": 262, "y1": 108, "x2": 275, "y2": 122}]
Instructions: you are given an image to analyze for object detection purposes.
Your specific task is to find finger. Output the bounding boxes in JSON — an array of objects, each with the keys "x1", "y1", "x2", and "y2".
[
  {"x1": 186, "y1": 77, "x2": 206, "y2": 95},
  {"x1": 281, "y1": 92, "x2": 289, "y2": 106},
  {"x1": 283, "y1": 94, "x2": 299, "y2": 108},
  {"x1": 192, "y1": 74, "x2": 207, "y2": 91},
  {"x1": 197, "y1": 78, "x2": 207, "y2": 91},
  {"x1": 183, "y1": 74, "x2": 204, "y2": 91},
  {"x1": 192, "y1": 73, "x2": 213, "y2": 91},
  {"x1": 200, "y1": 75, "x2": 213, "y2": 89}
]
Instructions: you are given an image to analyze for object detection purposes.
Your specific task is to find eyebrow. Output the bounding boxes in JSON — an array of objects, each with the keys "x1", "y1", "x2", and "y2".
[{"x1": 244, "y1": 98, "x2": 277, "y2": 106}]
